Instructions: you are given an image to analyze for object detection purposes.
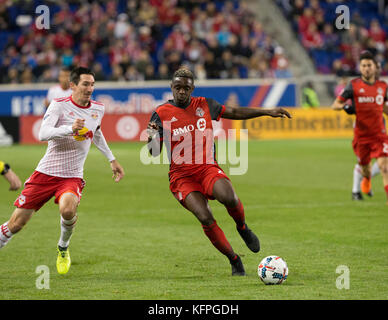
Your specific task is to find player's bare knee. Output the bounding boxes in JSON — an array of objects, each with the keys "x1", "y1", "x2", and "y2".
[
  {"x1": 60, "y1": 207, "x2": 77, "y2": 220},
  {"x1": 225, "y1": 195, "x2": 239, "y2": 208},
  {"x1": 200, "y1": 216, "x2": 215, "y2": 226},
  {"x1": 218, "y1": 192, "x2": 238, "y2": 208}
]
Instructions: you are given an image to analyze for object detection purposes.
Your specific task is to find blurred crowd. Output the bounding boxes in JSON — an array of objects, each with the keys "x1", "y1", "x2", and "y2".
[
  {"x1": 0, "y1": 0, "x2": 293, "y2": 84},
  {"x1": 279, "y1": 0, "x2": 388, "y2": 76}
]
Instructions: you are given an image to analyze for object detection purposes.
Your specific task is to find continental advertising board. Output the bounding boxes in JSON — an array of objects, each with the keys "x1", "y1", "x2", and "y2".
[{"x1": 233, "y1": 108, "x2": 355, "y2": 140}]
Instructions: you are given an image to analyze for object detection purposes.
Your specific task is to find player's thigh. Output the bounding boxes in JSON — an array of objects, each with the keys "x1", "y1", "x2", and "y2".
[
  {"x1": 353, "y1": 140, "x2": 371, "y2": 166},
  {"x1": 212, "y1": 178, "x2": 239, "y2": 208},
  {"x1": 184, "y1": 191, "x2": 215, "y2": 225},
  {"x1": 377, "y1": 157, "x2": 388, "y2": 174},
  {"x1": 8, "y1": 208, "x2": 34, "y2": 233}
]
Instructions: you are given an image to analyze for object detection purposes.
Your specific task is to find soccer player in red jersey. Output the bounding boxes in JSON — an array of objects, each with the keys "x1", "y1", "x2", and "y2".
[
  {"x1": 147, "y1": 68, "x2": 291, "y2": 275},
  {"x1": 332, "y1": 51, "x2": 388, "y2": 203}
]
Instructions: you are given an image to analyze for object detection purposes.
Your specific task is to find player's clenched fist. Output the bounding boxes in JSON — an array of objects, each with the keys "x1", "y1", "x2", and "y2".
[
  {"x1": 72, "y1": 119, "x2": 85, "y2": 133},
  {"x1": 71, "y1": 119, "x2": 91, "y2": 141},
  {"x1": 147, "y1": 121, "x2": 160, "y2": 139}
]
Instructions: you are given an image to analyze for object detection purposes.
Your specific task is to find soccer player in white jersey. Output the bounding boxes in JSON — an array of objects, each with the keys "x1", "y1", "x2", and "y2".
[
  {"x1": 44, "y1": 67, "x2": 72, "y2": 108},
  {"x1": 0, "y1": 67, "x2": 125, "y2": 275}
]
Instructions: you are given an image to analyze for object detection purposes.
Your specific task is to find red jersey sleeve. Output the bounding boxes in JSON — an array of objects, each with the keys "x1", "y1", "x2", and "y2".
[
  {"x1": 206, "y1": 98, "x2": 225, "y2": 121},
  {"x1": 338, "y1": 81, "x2": 353, "y2": 102}
]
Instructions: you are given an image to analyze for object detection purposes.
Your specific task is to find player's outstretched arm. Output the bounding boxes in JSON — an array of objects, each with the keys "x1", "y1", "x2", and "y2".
[
  {"x1": 4, "y1": 170, "x2": 22, "y2": 191},
  {"x1": 1, "y1": 162, "x2": 22, "y2": 191},
  {"x1": 221, "y1": 106, "x2": 291, "y2": 120}
]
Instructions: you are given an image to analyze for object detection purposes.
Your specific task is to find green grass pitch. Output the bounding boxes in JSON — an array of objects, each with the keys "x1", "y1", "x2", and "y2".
[{"x1": 0, "y1": 139, "x2": 387, "y2": 300}]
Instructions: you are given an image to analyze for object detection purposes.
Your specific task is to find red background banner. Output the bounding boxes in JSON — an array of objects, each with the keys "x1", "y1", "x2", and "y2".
[{"x1": 19, "y1": 114, "x2": 233, "y2": 144}]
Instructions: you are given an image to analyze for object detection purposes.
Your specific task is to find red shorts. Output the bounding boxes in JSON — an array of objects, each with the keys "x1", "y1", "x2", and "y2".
[
  {"x1": 352, "y1": 137, "x2": 388, "y2": 165},
  {"x1": 169, "y1": 164, "x2": 230, "y2": 203},
  {"x1": 14, "y1": 171, "x2": 85, "y2": 211}
]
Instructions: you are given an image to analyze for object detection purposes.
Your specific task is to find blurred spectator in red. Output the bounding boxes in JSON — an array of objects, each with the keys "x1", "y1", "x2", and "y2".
[
  {"x1": 298, "y1": 7, "x2": 316, "y2": 34},
  {"x1": 368, "y1": 19, "x2": 386, "y2": 47},
  {"x1": 168, "y1": 25, "x2": 188, "y2": 52},
  {"x1": 53, "y1": 29, "x2": 74, "y2": 50},
  {"x1": 301, "y1": 23, "x2": 323, "y2": 49}
]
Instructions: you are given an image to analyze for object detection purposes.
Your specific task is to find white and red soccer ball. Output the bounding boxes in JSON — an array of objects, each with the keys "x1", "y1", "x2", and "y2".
[{"x1": 258, "y1": 256, "x2": 288, "y2": 285}]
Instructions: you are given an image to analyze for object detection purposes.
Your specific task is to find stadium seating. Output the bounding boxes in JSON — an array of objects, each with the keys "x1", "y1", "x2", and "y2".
[
  {"x1": 277, "y1": 0, "x2": 388, "y2": 76},
  {"x1": 0, "y1": 0, "x2": 292, "y2": 83}
]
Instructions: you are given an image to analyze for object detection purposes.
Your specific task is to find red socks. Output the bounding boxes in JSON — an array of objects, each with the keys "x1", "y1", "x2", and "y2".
[
  {"x1": 202, "y1": 221, "x2": 236, "y2": 260},
  {"x1": 226, "y1": 199, "x2": 245, "y2": 230}
]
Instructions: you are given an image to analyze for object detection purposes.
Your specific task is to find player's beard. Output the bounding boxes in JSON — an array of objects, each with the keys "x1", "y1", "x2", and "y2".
[{"x1": 362, "y1": 72, "x2": 375, "y2": 83}]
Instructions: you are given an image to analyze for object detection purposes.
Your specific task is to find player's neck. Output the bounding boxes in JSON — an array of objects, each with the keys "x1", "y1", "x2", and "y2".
[
  {"x1": 173, "y1": 97, "x2": 191, "y2": 108},
  {"x1": 361, "y1": 75, "x2": 376, "y2": 85},
  {"x1": 71, "y1": 95, "x2": 90, "y2": 107}
]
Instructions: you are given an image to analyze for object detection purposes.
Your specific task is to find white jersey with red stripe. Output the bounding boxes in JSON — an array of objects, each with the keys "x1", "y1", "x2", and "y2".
[
  {"x1": 36, "y1": 96, "x2": 115, "y2": 178},
  {"x1": 46, "y1": 85, "x2": 72, "y2": 103}
]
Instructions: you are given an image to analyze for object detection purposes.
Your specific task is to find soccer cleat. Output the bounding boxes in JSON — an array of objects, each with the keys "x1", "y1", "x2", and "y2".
[
  {"x1": 237, "y1": 224, "x2": 260, "y2": 253},
  {"x1": 367, "y1": 190, "x2": 374, "y2": 197},
  {"x1": 361, "y1": 177, "x2": 372, "y2": 194},
  {"x1": 352, "y1": 192, "x2": 363, "y2": 200},
  {"x1": 56, "y1": 247, "x2": 71, "y2": 274},
  {"x1": 230, "y1": 255, "x2": 246, "y2": 276}
]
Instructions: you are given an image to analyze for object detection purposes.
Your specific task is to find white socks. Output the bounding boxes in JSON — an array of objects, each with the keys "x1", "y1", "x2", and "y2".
[
  {"x1": 353, "y1": 162, "x2": 380, "y2": 193},
  {"x1": 58, "y1": 215, "x2": 77, "y2": 249},
  {"x1": 371, "y1": 161, "x2": 380, "y2": 177},
  {"x1": 0, "y1": 222, "x2": 13, "y2": 249},
  {"x1": 1, "y1": 216, "x2": 78, "y2": 250}
]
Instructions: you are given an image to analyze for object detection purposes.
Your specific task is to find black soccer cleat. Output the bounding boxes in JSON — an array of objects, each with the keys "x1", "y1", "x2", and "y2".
[
  {"x1": 237, "y1": 224, "x2": 260, "y2": 253},
  {"x1": 367, "y1": 190, "x2": 374, "y2": 197},
  {"x1": 230, "y1": 255, "x2": 246, "y2": 276},
  {"x1": 352, "y1": 192, "x2": 363, "y2": 200}
]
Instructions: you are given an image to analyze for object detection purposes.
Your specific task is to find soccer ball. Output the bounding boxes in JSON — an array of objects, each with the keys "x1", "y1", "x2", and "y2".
[{"x1": 258, "y1": 255, "x2": 288, "y2": 285}]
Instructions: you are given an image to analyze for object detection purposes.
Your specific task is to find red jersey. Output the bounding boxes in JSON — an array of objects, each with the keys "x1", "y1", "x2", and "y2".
[
  {"x1": 149, "y1": 97, "x2": 225, "y2": 180},
  {"x1": 338, "y1": 78, "x2": 388, "y2": 141}
]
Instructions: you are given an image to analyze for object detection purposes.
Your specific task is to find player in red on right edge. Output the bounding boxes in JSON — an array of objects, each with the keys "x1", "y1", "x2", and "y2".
[{"x1": 332, "y1": 51, "x2": 388, "y2": 204}]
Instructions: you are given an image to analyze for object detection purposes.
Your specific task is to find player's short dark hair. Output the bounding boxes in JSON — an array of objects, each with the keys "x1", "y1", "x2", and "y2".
[
  {"x1": 173, "y1": 67, "x2": 194, "y2": 83},
  {"x1": 359, "y1": 51, "x2": 377, "y2": 65},
  {"x1": 70, "y1": 67, "x2": 95, "y2": 84}
]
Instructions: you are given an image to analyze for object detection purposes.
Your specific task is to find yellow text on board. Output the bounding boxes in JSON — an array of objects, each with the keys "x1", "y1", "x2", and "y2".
[{"x1": 233, "y1": 108, "x2": 356, "y2": 140}]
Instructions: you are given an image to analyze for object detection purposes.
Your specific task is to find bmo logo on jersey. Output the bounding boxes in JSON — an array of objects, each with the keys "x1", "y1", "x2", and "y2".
[
  {"x1": 172, "y1": 124, "x2": 195, "y2": 136},
  {"x1": 358, "y1": 95, "x2": 384, "y2": 105},
  {"x1": 172, "y1": 118, "x2": 207, "y2": 136}
]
